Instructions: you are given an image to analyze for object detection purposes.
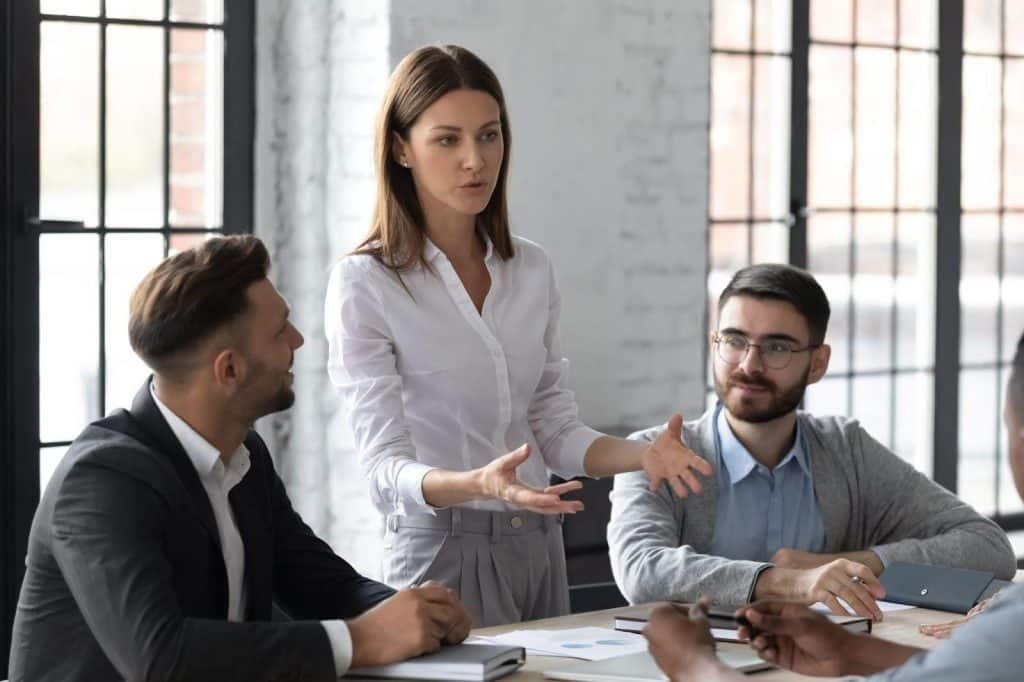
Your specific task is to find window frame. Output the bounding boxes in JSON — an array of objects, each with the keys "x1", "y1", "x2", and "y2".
[{"x1": 0, "y1": 0, "x2": 253, "y2": 667}]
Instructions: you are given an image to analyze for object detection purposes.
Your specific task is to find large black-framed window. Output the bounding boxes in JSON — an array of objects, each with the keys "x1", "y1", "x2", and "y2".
[
  {"x1": 1, "y1": 0, "x2": 253, "y2": 667},
  {"x1": 707, "y1": 0, "x2": 1023, "y2": 530}
]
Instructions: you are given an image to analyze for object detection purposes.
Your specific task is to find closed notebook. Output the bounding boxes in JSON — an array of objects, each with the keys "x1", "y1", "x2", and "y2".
[
  {"x1": 880, "y1": 561, "x2": 994, "y2": 614},
  {"x1": 543, "y1": 649, "x2": 771, "y2": 681},
  {"x1": 613, "y1": 603, "x2": 871, "y2": 638},
  {"x1": 346, "y1": 643, "x2": 525, "y2": 681}
]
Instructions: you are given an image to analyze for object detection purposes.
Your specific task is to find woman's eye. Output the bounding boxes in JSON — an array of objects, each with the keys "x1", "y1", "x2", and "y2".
[
  {"x1": 438, "y1": 136, "x2": 457, "y2": 146},
  {"x1": 481, "y1": 130, "x2": 499, "y2": 142}
]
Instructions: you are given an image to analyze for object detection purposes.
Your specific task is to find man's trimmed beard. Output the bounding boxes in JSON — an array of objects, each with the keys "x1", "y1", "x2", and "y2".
[{"x1": 714, "y1": 365, "x2": 810, "y2": 423}]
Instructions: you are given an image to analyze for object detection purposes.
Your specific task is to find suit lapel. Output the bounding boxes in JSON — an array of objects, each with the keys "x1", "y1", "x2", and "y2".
[
  {"x1": 802, "y1": 414, "x2": 852, "y2": 552},
  {"x1": 130, "y1": 378, "x2": 222, "y2": 548},
  {"x1": 229, "y1": 439, "x2": 272, "y2": 620}
]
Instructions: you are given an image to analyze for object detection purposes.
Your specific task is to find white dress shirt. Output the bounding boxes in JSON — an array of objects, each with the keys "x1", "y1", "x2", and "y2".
[
  {"x1": 150, "y1": 385, "x2": 354, "y2": 677},
  {"x1": 325, "y1": 235, "x2": 602, "y2": 516}
]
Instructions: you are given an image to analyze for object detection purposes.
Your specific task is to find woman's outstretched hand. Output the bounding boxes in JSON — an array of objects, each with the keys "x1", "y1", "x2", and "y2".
[
  {"x1": 477, "y1": 444, "x2": 584, "y2": 514},
  {"x1": 642, "y1": 414, "x2": 713, "y2": 498}
]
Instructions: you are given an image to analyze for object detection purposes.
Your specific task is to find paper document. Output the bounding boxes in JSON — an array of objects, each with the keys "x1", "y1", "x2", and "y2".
[
  {"x1": 477, "y1": 627, "x2": 649, "y2": 661},
  {"x1": 811, "y1": 599, "x2": 915, "y2": 614}
]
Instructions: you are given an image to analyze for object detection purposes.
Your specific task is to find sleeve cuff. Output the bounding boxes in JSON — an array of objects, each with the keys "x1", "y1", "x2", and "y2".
[
  {"x1": 744, "y1": 563, "x2": 775, "y2": 603},
  {"x1": 870, "y1": 545, "x2": 895, "y2": 570},
  {"x1": 395, "y1": 461, "x2": 439, "y2": 516},
  {"x1": 552, "y1": 426, "x2": 604, "y2": 478},
  {"x1": 321, "y1": 620, "x2": 353, "y2": 678}
]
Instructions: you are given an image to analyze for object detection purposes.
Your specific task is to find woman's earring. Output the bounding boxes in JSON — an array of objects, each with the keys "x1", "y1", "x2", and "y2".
[{"x1": 400, "y1": 158, "x2": 410, "y2": 168}]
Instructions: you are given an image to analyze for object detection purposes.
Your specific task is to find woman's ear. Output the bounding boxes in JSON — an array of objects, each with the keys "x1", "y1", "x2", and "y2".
[{"x1": 392, "y1": 132, "x2": 410, "y2": 168}]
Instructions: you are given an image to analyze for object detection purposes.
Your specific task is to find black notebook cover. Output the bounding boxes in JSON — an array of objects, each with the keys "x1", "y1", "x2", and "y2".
[{"x1": 880, "y1": 561, "x2": 994, "y2": 614}]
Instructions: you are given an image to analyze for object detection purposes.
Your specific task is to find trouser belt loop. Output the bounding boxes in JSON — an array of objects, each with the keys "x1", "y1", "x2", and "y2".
[
  {"x1": 490, "y1": 512, "x2": 503, "y2": 544},
  {"x1": 387, "y1": 515, "x2": 399, "y2": 532},
  {"x1": 450, "y1": 508, "x2": 462, "y2": 537}
]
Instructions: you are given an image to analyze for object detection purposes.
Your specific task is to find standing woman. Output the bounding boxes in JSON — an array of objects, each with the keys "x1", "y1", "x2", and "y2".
[{"x1": 325, "y1": 45, "x2": 711, "y2": 627}]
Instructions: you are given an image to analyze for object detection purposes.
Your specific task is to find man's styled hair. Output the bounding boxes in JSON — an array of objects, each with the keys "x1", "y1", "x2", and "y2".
[
  {"x1": 718, "y1": 263, "x2": 831, "y2": 345},
  {"x1": 129, "y1": 235, "x2": 270, "y2": 373},
  {"x1": 1010, "y1": 332, "x2": 1024, "y2": 416}
]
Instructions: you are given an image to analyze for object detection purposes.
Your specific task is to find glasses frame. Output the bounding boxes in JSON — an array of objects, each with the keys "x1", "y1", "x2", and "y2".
[{"x1": 713, "y1": 332, "x2": 821, "y2": 370}]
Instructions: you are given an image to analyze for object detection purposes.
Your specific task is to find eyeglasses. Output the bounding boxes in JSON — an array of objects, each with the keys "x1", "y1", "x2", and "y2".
[{"x1": 713, "y1": 333, "x2": 820, "y2": 370}]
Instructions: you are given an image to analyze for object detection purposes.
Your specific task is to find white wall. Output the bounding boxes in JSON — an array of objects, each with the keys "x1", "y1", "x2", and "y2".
[
  {"x1": 389, "y1": 0, "x2": 711, "y2": 428},
  {"x1": 255, "y1": 0, "x2": 710, "y2": 577}
]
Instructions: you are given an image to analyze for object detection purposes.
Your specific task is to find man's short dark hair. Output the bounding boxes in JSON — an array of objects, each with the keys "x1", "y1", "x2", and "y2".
[
  {"x1": 1010, "y1": 332, "x2": 1024, "y2": 417},
  {"x1": 718, "y1": 263, "x2": 831, "y2": 345},
  {"x1": 129, "y1": 235, "x2": 270, "y2": 374}
]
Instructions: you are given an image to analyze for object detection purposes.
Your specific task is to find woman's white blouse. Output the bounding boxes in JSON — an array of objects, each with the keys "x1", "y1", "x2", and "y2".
[{"x1": 325, "y1": 235, "x2": 601, "y2": 516}]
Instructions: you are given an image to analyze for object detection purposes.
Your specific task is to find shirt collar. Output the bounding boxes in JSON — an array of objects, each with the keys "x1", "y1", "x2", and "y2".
[
  {"x1": 715, "y1": 404, "x2": 810, "y2": 485},
  {"x1": 423, "y1": 232, "x2": 496, "y2": 265},
  {"x1": 150, "y1": 383, "x2": 249, "y2": 480}
]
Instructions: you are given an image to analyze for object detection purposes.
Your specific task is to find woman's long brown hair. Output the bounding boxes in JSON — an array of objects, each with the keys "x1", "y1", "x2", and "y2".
[{"x1": 352, "y1": 45, "x2": 514, "y2": 273}]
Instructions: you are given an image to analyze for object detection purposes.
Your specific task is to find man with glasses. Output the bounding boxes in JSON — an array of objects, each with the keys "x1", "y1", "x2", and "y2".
[{"x1": 607, "y1": 263, "x2": 1014, "y2": 620}]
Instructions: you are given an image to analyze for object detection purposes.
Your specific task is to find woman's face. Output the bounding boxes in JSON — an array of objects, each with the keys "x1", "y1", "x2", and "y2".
[{"x1": 395, "y1": 88, "x2": 504, "y2": 223}]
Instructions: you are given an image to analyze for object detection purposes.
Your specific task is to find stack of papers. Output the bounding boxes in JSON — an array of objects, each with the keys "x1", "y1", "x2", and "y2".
[
  {"x1": 475, "y1": 627, "x2": 649, "y2": 661},
  {"x1": 811, "y1": 599, "x2": 915, "y2": 614}
]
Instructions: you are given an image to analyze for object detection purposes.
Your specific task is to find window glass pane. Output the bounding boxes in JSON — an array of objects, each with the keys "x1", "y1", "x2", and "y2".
[
  {"x1": 855, "y1": 48, "x2": 896, "y2": 208},
  {"x1": 41, "y1": 0, "x2": 99, "y2": 16},
  {"x1": 1003, "y1": 215, "x2": 1024, "y2": 362},
  {"x1": 959, "y1": 368, "x2": 999, "y2": 516},
  {"x1": 753, "y1": 56, "x2": 790, "y2": 219},
  {"x1": 1008, "y1": 2, "x2": 1024, "y2": 55},
  {"x1": 40, "y1": 445, "x2": 70, "y2": 495},
  {"x1": 171, "y1": 0, "x2": 225, "y2": 24},
  {"x1": 962, "y1": 56, "x2": 1002, "y2": 210},
  {"x1": 852, "y1": 374, "x2": 893, "y2": 449},
  {"x1": 40, "y1": 22, "x2": 99, "y2": 227},
  {"x1": 804, "y1": 376, "x2": 850, "y2": 417},
  {"x1": 708, "y1": 224, "x2": 750, "y2": 334},
  {"x1": 998, "y1": 366, "x2": 1024, "y2": 513},
  {"x1": 105, "y1": 234, "x2": 165, "y2": 413},
  {"x1": 1004, "y1": 59, "x2": 1024, "y2": 207},
  {"x1": 40, "y1": 234, "x2": 100, "y2": 442},
  {"x1": 710, "y1": 55, "x2": 752, "y2": 219},
  {"x1": 754, "y1": 0, "x2": 790, "y2": 52},
  {"x1": 169, "y1": 231, "x2": 218, "y2": 255},
  {"x1": 898, "y1": 51, "x2": 938, "y2": 209},
  {"x1": 713, "y1": 0, "x2": 752, "y2": 50},
  {"x1": 964, "y1": 0, "x2": 1003, "y2": 54},
  {"x1": 106, "y1": 0, "x2": 163, "y2": 20},
  {"x1": 809, "y1": 46, "x2": 852, "y2": 208},
  {"x1": 856, "y1": 0, "x2": 896, "y2": 45},
  {"x1": 897, "y1": 213, "x2": 936, "y2": 369},
  {"x1": 810, "y1": 0, "x2": 852, "y2": 43},
  {"x1": 853, "y1": 213, "x2": 894, "y2": 372},
  {"x1": 170, "y1": 29, "x2": 223, "y2": 227},
  {"x1": 895, "y1": 371, "x2": 934, "y2": 476},
  {"x1": 808, "y1": 213, "x2": 851, "y2": 373},
  {"x1": 899, "y1": 0, "x2": 938, "y2": 49},
  {"x1": 961, "y1": 213, "x2": 1000, "y2": 365},
  {"x1": 106, "y1": 26, "x2": 165, "y2": 227},
  {"x1": 751, "y1": 223, "x2": 788, "y2": 262}
]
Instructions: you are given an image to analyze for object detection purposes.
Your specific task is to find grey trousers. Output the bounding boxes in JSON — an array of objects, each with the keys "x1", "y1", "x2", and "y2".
[{"x1": 382, "y1": 508, "x2": 570, "y2": 627}]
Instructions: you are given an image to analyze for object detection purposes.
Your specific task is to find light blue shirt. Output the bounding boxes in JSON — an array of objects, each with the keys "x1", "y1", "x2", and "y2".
[{"x1": 709, "y1": 403, "x2": 826, "y2": 562}]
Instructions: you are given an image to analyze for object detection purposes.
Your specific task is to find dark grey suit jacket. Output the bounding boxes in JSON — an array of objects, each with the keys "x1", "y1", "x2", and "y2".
[{"x1": 8, "y1": 380, "x2": 395, "y2": 681}]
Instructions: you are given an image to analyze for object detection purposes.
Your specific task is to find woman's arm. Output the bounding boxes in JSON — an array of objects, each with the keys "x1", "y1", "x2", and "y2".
[{"x1": 583, "y1": 416, "x2": 713, "y2": 498}]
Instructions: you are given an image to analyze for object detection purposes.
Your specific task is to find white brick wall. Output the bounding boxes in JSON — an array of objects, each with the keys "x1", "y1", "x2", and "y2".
[{"x1": 256, "y1": 0, "x2": 710, "y2": 578}]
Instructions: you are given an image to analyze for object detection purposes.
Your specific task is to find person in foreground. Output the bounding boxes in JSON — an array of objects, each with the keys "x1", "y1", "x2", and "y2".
[
  {"x1": 8, "y1": 236, "x2": 471, "y2": 682},
  {"x1": 642, "y1": 330, "x2": 1024, "y2": 681},
  {"x1": 326, "y1": 44, "x2": 711, "y2": 627},
  {"x1": 608, "y1": 263, "x2": 1015, "y2": 619}
]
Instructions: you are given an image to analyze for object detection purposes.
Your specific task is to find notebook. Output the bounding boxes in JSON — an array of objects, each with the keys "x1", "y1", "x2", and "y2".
[
  {"x1": 880, "y1": 562, "x2": 995, "y2": 614},
  {"x1": 613, "y1": 603, "x2": 872, "y2": 638},
  {"x1": 346, "y1": 643, "x2": 525, "y2": 681},
  {"x1": 542, "y1": 649, "x2": 771, "y2": 681}
]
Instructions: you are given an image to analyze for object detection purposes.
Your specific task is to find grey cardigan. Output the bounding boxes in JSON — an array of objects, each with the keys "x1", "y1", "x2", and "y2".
[{"x1": 607, "y1": 409, "x2": 1016, "y2": 607}]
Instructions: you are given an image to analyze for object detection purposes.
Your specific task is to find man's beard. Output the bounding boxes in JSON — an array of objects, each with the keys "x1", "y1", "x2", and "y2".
[
  {"x1": 714, "y1": 366, "x2": 810, "y2": 423},
  {"x1": 243, "y1": 358, "x2": 296, "y2": 419}
]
